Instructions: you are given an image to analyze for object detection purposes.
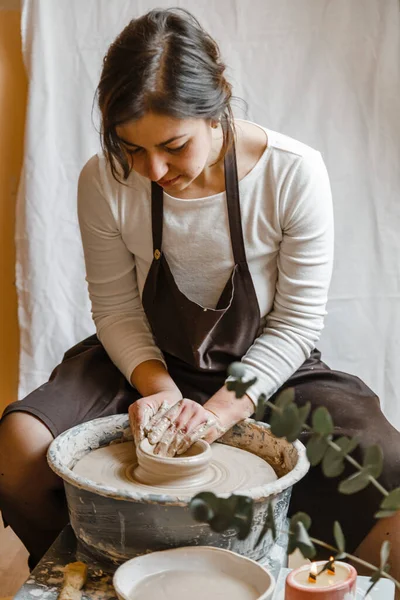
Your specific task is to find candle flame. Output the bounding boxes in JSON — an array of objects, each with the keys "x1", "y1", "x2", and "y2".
[
  {"x1": 328, "y1": 556, "x2": 336, "y2": 575},
  {"x1": 308, "y1": 562, "x2": 318, "y2": 583}
]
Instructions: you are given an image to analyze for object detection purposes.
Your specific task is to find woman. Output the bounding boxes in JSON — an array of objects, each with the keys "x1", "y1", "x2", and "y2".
[{"x1": 0, "y1": 7, "x2": 399, "y2": 579}]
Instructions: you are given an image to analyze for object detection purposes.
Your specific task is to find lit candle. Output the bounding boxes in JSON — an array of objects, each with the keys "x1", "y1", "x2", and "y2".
[
  {"x1": 327, "y1": 557, "x2": 335, "y2": 576},
  {"x1": 308, "y1": 562, "x2": 318, "y2": 584},
  {"x1": 285, "y1": 560, "x2": 357, "y2": 599}
]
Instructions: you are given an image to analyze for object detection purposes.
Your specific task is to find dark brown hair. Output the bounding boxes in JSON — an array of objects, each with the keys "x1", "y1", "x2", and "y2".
[{"x1": 96, "y1": 8, "x2": 235, "y2": 181}]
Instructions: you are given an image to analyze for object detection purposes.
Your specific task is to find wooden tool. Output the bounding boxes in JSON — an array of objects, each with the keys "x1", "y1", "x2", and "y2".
[{"x1": 58, "y1": 561, "x2": 88, "y2": 600}]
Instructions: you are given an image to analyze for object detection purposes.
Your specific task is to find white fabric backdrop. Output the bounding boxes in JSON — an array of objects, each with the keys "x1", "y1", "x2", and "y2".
[{"x1": 16, "y1": 0, "x2": 400, "y2": 429}]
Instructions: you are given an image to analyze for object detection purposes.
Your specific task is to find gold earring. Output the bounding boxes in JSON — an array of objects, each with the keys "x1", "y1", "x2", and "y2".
[{"x1": 211, "y1": 120, "x2": 219, "y2": 129}]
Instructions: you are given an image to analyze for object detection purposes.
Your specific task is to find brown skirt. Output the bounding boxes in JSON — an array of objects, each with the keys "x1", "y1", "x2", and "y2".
[{"x1": 2, "y1": 335, "x2": 400, "y2": 553}]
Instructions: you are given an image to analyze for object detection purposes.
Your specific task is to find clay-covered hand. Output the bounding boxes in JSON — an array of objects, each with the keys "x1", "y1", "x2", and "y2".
[
  {"x1": 128, "y1": 391, "x2": 182, "y2": 447},
  {"x1": 145, "y1": 398, "x2": 226, "y2": 457}
]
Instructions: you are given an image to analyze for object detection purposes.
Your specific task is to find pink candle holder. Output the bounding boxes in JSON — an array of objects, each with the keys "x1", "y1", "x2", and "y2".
[{"x1": 285, "y1": 561, "x2": 357, "y2": 599}]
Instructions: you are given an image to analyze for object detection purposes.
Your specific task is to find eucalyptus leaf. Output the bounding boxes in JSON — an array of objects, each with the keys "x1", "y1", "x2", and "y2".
[
  {"x1": 270, "y1": 403, "x2": 299, "y2": 439},
  {"x1": 210, "y1": 511, "x2": 235, "y2": 532},
  {"x1": 216, "y1": 495, "x2": 242, "y2": 524},
  {"x1": 322, "y1": 436, "x2": 358, "y2": 478},
  {"x1": 288, "y1": 512, "x2": 313, "y2": 554},
  {"x1": 290, "y1": 512, "x2": 312, "y2": 531},
  {"x1": 288, "y1": 521, "x2": 316, "y2": 559},
  {"x1": 234, "y1": 494, "x2": 254, "y2": 512},
  {"x1": 375, "y1": 509, "x2": 399, "y2": 519},
  {"x1": 294, "y1": 521, "x2": 312, "y2": 546},
  {"x1": 365, "y1": 570, "x2": 382, "y2": 597},
  {"x1": 190, "y1": 492, "x2": 220, "y2": 523},
  {"x1": 230, "y1": 495, "x2": 254, "y2": 540},
  {"x1": 335, "y1": 552, "x2": 347, "y2": 560},
  {"x1": 306, "y1": 433, "x2": 329, "y2": 466},
  {"x1": 285, "y1": 404, "x2": 306, "y2": 443},
  {"x1": 335, "y1": 435, "x2": 359, "y2": 456},
  {"x1": 380, "y1": 488, "x2": 400, "y2": 509},
  {"x1": 190, "y1": 493, "x2": 256, "y2": 538},
  {"x1": 234, "y1": 519, "x2": 253, "y2": 539},
  {"x1": 338, "y1": 469, "x2": 371, "y2": 495},
  {"x1": 275, "y1": 387, "x2": 295, "y2": 409},
  {"x1": 339, "y1": 445, "x2": 384, "y2": 494},
  {"x1": 363, "y1": 445, "x2": 384, "y2": 479},
  {"x1": 333, "y1": 521, "x2": 346, "y2": 553},
  {"x1": 281, "y1": 402, "x2": 311, "y2": 443},
  {"x1": 202, "y1": 495, "x2": 255, "y2": 538},
  {"x1": 224, "y1": 494, "x2": 239, "y2": 509},
  {"x1": 234, "y1": 517, "x2": 253, "y2": 540},
  {"x1": 380, "y1": 540, "x2": 391, "y2": 571},
  {"x1": 286, "y1": 423, "x2": 304, "y2": 443},
  {"x1": 322, "y1": 448, "x2": 345, "y2": 478},
  {"x1": 375, "y1": 488, "x2": 400, "y2": 519},
  {"x1": 256, "y1": 393, "x2": 267, "y2": 421},
  {"x1": 226, "y1": 376, "x2": 258, "y2": 398},
  {"x1": 227, "y1": 362, "x2": 247, "y2": 378},
  {"x1": 312, "y1": 406, "x2": 334, "y2": 436}
]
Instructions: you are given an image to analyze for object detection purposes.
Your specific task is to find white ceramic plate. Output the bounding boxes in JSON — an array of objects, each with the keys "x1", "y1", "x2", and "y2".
[{"x1": 113, "y1": 546, "x2": 275, "y2": 600}]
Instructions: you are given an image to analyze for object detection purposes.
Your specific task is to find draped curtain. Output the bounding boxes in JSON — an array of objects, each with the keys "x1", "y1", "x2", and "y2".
[{"x1": 17, "y1": 0, "x2": 400, "y2": 429}]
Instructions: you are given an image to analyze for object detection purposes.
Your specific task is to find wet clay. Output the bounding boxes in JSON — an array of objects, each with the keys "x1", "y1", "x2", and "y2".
[
  {"x1": 129, "y1": 569, "x2": 260, "y2": 600},
  {"x1": 73, "y1": 441, "x2": 277, "y2": 498}
]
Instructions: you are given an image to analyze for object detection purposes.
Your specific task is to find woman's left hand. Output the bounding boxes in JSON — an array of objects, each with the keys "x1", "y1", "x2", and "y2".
[{"x1": 144, "y1": 398, "x2": 226, "y2": 457}]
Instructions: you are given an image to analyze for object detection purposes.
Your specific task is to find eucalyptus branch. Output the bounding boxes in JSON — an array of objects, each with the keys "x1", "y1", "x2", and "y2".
[
  {"x1": 264, "y1": 398, "x2": 389, "y2": 498},
  {"x1": 326, "y1": 438, "x2": 389, "y2": 498},
  {"x1": 225, "y1": 366, "x2": 400, "y2": 513},
  {"x1": 202, "y1": 366, "x2": 400, "y2": 594},
  {"x1": 190, "y1": 491, "x2": 400, "y2": 593}
]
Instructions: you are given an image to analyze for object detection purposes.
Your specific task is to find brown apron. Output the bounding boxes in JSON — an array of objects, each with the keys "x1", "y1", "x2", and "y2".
[
  {"x1": 141, "y1": 139, "x2": 261, "y2": 400},
  {"x1": 2, "y1": 137, "x2": 400, "y2": 558}
]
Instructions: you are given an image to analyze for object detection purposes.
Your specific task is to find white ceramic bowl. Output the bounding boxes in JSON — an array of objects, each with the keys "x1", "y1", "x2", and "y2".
[{"x1": 113, "y1": 546, "x2": 275, "y2": 600}]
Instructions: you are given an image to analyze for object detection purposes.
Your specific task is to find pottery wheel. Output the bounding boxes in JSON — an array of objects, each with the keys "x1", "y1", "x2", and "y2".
[{"x1": 73, "y1": 442, "x2": 277, "y2": 498}]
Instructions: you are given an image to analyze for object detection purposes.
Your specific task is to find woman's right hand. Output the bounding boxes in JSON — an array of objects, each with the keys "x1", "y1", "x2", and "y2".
[{"x1": 129, "y1": 390, "x2": 182, "y2": 446}]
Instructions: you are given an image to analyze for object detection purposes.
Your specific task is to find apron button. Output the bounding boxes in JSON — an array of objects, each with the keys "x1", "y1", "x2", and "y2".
[
  {"x1": 203, "y1": 308, "x2": 207, "y2": 312},
  {"x1": 154, "y1": 249, "x2": 161, "y2": 260}
]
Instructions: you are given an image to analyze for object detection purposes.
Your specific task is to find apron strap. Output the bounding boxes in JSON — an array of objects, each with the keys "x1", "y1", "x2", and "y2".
[
  {"x1": 150, "y1": 122, "x2": 249, "y2": 266},
  {"x1": 151, "y1": 181, "x2": 163, "y2": 259},
  {"x1": 223, "y1": 137, "x2": 248, "y2": 265}
]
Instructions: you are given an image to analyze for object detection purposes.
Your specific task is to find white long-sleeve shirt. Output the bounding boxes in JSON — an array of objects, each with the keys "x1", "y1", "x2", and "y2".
[{"x1": 77, "y1": 123, "x2": 334, "y2": 404}]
